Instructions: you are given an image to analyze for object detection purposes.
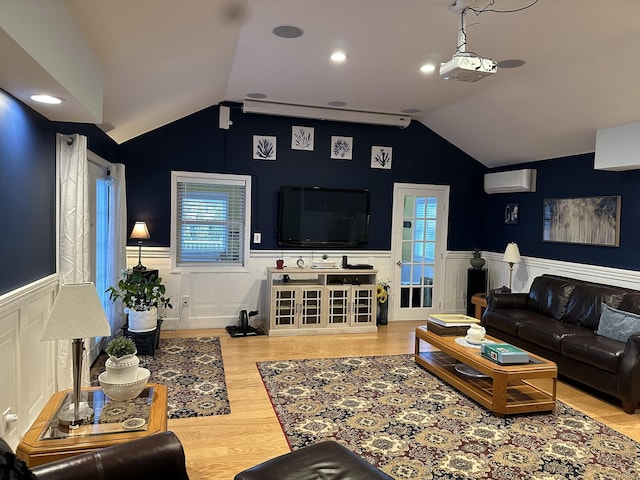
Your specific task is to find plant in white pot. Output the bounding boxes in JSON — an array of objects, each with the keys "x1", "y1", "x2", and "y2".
[
  {"x1": 106, "y1": 270, "x2": 172, "y2": 332},
  {"x1": 104, "y1": 336, "x2": 139, "y2": 383}
]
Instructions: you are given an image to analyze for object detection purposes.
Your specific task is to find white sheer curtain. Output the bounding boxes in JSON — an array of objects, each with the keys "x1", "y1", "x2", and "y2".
[
  {"x1": 105, "y1": 163, "x2": 127, "y2": 337},
  {"x1": 56, "y1": 133, "x2": 91, "y2": 390}
]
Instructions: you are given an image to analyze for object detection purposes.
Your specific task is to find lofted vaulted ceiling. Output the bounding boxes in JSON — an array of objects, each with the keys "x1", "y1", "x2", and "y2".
[{"x1": 2, "y1": 0, "x2": 639, "y2": 167}]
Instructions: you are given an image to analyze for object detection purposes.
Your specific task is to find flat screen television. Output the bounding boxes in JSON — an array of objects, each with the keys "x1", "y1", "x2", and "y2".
[{"x1": 278, "y1": 186, "x2": 370, "y2": 247}]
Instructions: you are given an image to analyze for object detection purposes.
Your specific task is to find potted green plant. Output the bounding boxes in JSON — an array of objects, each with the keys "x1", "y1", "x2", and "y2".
[
  {"x1": 106, "y1": 270, "x2": 172, "y2": 332},
  {"x1": 104, "y1": 336, "x2": 140, "y2": 383}
]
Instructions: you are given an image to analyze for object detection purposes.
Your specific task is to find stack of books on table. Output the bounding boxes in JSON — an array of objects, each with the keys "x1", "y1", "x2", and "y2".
[{"x1": 426, "y1": 314, "x2": 480, "y2": 336}]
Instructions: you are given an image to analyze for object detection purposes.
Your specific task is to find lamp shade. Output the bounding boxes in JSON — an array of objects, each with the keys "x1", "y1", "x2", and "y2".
[
  {"x1": 503, "y1": 242, "x2": 522, "y2": 264},
  {"x1": 41, "y1": 283, "x2": 111, "y2": 340},
  {"x1": 129, "y1": 222, "x2": 150, "y2": 240}
]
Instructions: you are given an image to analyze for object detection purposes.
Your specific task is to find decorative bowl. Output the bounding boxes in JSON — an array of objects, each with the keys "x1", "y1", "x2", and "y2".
[{"x1": 98, "y1": 367, "x2": 150, "y2": 401}]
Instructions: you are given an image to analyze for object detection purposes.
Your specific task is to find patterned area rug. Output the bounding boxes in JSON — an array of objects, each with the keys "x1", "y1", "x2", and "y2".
[
  {"x1": 92, "y1": 337, "x2": 230, "y2": 419},
  {"x1": 258, "y1": 354, "x2": 640, "y2": 479}
]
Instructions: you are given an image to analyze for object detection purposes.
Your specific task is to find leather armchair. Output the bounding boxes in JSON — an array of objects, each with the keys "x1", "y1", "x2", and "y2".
[{"x1": 1, "y1": 431, "x2": 189, "y2": 480}]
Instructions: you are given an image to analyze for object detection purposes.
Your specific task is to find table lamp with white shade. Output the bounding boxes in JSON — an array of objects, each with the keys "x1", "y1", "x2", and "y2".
[
  {"x1": 130, "y1": 221, "x2": 151, "y2": 271},
  {"x1": 503, "y1": 242, "x2": 522, "y2": 291},
  {"x1": 41, "y1": 283, "x2": 111, "y2": 428}
]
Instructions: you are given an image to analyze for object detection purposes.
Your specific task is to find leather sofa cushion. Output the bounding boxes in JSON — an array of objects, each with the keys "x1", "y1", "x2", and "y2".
[
  {"x1": 561, "y1": 334, "x2": 624, "y2": 374},
  {"x1": 618, "y1": 292, "x2": 640, "y2": 316},
  {"x1": 484, "y1": 309, "x2": 551, "y2": 337},
  {"x1": 526, "y1": 276, "x2": 576, "y2": 320},
  {"x1": 562, "y1": 284, "x2": 625, "y2": 329},
  {"x1": 518, "y1": 320, "x2": 586, "y2": 353}
]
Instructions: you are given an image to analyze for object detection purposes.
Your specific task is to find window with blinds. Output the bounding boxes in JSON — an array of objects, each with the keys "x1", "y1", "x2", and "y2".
[{"x1": 171, "y1": 171, "x2": 251, "y2": 270}]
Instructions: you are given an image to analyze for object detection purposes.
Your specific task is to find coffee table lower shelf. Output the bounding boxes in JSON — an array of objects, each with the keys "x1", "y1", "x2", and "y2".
[{"x1": 415, "y1": 350, "x2": 556, "y2": 416}]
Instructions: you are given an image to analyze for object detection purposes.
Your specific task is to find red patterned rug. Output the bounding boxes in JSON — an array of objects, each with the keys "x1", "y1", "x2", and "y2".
[
  {"x1": 258, "y1": 354, "x2": 639, "y2": 479},
  {"x1": 92, "y1": 336, "x2": 230, "y2": 419}
]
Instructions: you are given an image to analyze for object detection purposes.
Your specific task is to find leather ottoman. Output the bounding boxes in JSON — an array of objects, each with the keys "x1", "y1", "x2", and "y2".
[{"x1": 233, "y1": 441, "x2": 393, "y2": 480}]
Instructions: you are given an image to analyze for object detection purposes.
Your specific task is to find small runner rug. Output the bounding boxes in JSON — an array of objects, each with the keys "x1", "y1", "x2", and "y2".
[
  {"x1": 92, "y1": 336, "x2": 230, "y2": 419},
  {"x1": 258, "y1": 354, "x2": 639, "y2": 479}
]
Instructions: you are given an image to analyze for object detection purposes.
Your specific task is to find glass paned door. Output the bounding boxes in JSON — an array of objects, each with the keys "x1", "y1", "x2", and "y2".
[{"x1": 392, "y1": 184, "x2": 449, "y2": 321}]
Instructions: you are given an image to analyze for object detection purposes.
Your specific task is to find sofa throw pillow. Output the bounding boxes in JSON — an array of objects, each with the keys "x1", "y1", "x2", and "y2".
[{"x1": 597, "y1": 303, "x2": 640, "y2": 342}]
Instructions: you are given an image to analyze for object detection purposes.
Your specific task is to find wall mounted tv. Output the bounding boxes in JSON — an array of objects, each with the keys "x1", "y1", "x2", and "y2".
[{"x1": 278, "y1": 186, "x2": 371, "y2": 247}]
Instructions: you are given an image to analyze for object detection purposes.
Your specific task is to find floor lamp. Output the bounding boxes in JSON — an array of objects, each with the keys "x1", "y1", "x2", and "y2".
[
  {"x1": 41, "y1": 283, "x2": 111, "y2": 428},
  {"x1": 130, "y1": 221, "x2": 151, "y2": 271},
  {"x1": 503, "y1": 242, "x2": 521, "y2": 291}
]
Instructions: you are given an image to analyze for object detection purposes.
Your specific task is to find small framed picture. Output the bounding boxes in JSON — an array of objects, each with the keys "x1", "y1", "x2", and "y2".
[
  {"x1": 331, "y1": 136, "x2": 353, "y2": 160},
  {"x1": 291, "y1": 126, "x2": 314, "y2": 151},
  {"x1": 505, "y1": 203, "x2": 519, "y2": 224},
  {"x1": 253, "y1": 135, "x2": 277, "y2": 160}
]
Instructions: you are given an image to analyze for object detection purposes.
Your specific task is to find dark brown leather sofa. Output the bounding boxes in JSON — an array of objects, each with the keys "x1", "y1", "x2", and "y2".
[
  {"x1": 483, "y1": 274, "x2": 640, "y2": 413},
  {"x1": 1, "y1": 431, "x2": 189, "y2": 480}
]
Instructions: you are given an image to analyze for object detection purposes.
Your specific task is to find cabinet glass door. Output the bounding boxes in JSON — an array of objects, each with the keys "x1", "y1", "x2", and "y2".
[
  {"x1": 327, "y1": 287, "x2": 350, "y2": 325},
  {"x1": 299, "y1": 288, "x2": 323, "y2": 327},
  {"x1": 273, "y1": 288, "x2": 296, "y2": 327},
  {"x1": 352, "y1": 287, "x2": 375, "y2": 325}
]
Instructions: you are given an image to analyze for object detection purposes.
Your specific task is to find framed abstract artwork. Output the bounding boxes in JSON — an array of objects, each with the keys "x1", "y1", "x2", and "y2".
[{"x1": 543, "y1": 196, "x2": 620, "y2": 246}]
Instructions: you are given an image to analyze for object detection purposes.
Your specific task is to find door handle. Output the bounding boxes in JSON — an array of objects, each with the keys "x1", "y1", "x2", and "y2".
[{"x1": 396, "y1": 261, "x2": 402, "y2": 267}]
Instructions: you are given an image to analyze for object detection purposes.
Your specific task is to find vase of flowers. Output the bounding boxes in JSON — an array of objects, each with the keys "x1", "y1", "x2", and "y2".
[
  {"x1": 376, "y1": 278, "x2": 390, "y2": 326},
  {"x1": 106, "y1": 270, "x2": 172, "y2": 332}
]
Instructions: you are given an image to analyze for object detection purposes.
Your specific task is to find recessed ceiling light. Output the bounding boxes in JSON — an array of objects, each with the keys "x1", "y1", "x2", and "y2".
[
  {"x1": 327, "y1": 101, "x2": 347, "y2": 107},
  {"x1": 246, "y1": 93, "x2": 267, "y2": 99},
  {"x1": 30, "y1": 94, "x2": 63, "y2": 104},
  {"x1": 497, "y1": 59, "x2": 526, "y2": 69},
  {"x1": 272, "y1": 25, "x2": 304, "y2": 39},
  {"x1": 401, "y1": 108, "x2": 421, "y2": 114},
  {"x1": 330, "y1": 51, "x2": 347, "y2": 62},
  {"x1": 420, "y1": 63, "x2": 436, "y2": 73}
]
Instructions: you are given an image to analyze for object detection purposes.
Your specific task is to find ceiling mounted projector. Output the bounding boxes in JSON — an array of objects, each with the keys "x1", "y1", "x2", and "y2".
[
  {"x1": 440, "y1": 2, "x2": 497, "y2": 82},
  {"x1": 440, "y1": 54, "x2": 497, "y2": 82},
  {"x1": 243, "y1": 100, "x2": 411, "y2": 128}
]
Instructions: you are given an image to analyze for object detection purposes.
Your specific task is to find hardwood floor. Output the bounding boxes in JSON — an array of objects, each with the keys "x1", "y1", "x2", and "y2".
[{"x1": 162, "y1": 321, "x2": 640, "y2": 480}]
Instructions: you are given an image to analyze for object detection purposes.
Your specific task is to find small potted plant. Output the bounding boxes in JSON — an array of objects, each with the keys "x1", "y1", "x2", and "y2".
[
  {"x1": 106, "y1": 270, "x2": 172, "y2": 332},
  {"x1": 104, "y1": 336, "x2": 140, "y2": 383}
]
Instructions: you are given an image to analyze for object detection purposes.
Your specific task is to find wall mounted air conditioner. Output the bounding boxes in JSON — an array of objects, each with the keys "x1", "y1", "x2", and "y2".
[
  {"x1": 484, "y1": 169, "x2": 536, "y2": 194},
  {"x1": 242, "y1": 99, "x2": 411, "y2": 128}
]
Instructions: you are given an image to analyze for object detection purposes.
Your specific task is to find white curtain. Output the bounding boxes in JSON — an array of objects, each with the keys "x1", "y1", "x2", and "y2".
[
  {"x1": 56, "y1": 133, "x2": 91, "y2": 390},
  {"x1": 105, "y1": 163, "x2": 127, "y2": 337}
]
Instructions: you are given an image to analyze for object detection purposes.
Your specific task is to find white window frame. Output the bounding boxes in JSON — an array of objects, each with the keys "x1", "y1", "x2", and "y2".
[{"x1": 171, "y1": 171, "x2": 251, "y2": 273}]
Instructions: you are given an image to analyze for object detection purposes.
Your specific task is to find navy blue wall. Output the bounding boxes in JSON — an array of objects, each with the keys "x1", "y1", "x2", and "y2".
[
  {"x1": 3, "y1": 90, "x2": 640, "y2": 296},
  {"x1": 120, "y1": 104, "x2": 487, "y2": 252},
  {"x1": 0, "y1": 89, "x2": 118, "y2": 296},
  {"x1": 484, "y1": 154, "x2": 640, "y2": 271}
]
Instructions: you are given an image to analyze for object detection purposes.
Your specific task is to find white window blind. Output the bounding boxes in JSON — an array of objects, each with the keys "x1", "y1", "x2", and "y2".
[{"x1": 172, "y1": 172, "x2": 251, "y2": 269}]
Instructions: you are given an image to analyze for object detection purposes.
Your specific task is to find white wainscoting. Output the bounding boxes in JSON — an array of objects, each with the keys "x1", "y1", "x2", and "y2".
[
  {"x1": 5, "y1": 250, "x2": 638, "y2": 446},
  {"x1": 128, "y1": 247, "x2": 640, "y2": 331},
  {"x1": 0, "y1": 275, "x2": 57, "y2": 448}
]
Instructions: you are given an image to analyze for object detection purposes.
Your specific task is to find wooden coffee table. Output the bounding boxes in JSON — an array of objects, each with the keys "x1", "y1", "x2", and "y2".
[
  {"x1": 414, "y1": 326, "x2": 557, "y2": 416},
  {"x1": 16, "y1": 383, "x2": 167, "y2": 467}
]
